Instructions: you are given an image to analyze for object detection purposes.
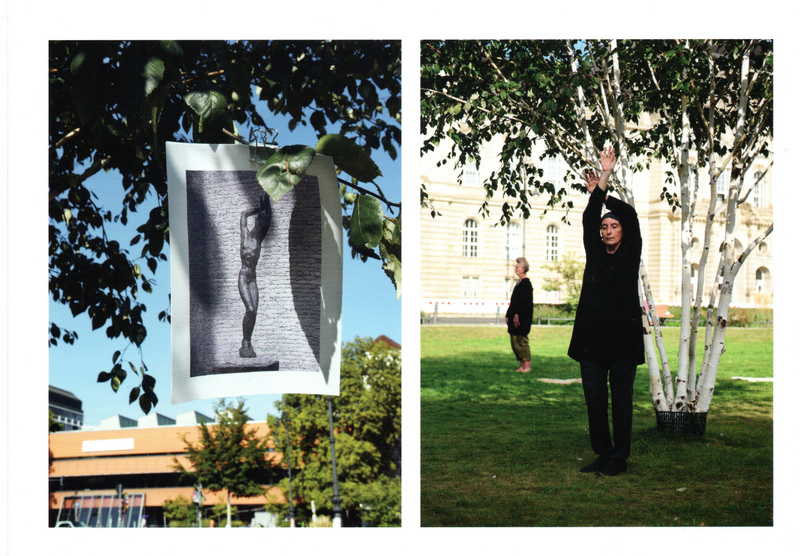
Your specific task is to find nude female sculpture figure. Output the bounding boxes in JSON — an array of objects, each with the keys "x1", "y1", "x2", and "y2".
[{"x1": 239, "y1": 195, "x2": 271, "y2": 358}]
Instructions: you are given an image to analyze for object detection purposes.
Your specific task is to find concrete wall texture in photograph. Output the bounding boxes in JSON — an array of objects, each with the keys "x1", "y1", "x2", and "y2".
[{"x1": 186, "y1": 170, "x2": 321, "y2": 376}]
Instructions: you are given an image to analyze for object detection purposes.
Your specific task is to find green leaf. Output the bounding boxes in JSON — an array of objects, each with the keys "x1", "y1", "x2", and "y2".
[
  {"x1": 184, "y1": 83, "x2": 235, "y2": 144},
  {"x1": 380, "y1": 243, "x2": 401, "y2": 299},
  {"x1": 315, "y1": 134, "x2": 382, "y2": 182},
  {"x1": 97, "y1": 371, "x2": 112, "y2": 383},
  {"x1": 380, "y1": 216, "x2": 401, "y2": 299},
  {"x1": 142, "y1": 373, "x2": 156, "y2": 392},
  {"x1": 139, "y1": 392, "x2": 152, "y2": 414},
  {"x1": 349, "y1": 195, "x2": 383, "y2": 249},
  {"x1": 256, "y1": 145, "x2": 316, "y2": 202},
  {"x1": 142, "y1": 57, "x2": 165, "y2": 97},
  {"x1": 129, "y1": 386, "x2": 140, "y2": 404}
]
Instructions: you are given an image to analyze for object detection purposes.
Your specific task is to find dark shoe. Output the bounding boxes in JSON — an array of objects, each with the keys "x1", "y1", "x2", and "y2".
[
  {"x1": 595, "y1": 458, "x2": 627, "y2": 477},
  {"x1": 580, "y1": 455, "x2": 610, "y2": 473}
]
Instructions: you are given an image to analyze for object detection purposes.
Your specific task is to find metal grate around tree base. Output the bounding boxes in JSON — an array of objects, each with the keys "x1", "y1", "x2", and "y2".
[{"x1": 655, "y1": 410, "x2": 707, "y2": 436}]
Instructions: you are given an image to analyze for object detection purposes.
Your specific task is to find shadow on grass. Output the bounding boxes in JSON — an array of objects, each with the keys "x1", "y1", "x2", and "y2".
[{"x1": 421, "y1": 343, "x2": 773, "y2": 527}]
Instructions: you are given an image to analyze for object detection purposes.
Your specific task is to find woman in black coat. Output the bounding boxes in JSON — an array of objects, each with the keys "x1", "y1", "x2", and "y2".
[
  {"x1": 568, "y1": 146, "x2": 644, "y2": 477},
  {"x1": 506, "y1": 256, "x2": 533, "y2": 373}
]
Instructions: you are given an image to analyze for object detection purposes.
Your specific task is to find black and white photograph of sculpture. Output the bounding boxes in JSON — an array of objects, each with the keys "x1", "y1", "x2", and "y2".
[{"x1": 186, "y1": 169, "x2": 322, "y2": 377}]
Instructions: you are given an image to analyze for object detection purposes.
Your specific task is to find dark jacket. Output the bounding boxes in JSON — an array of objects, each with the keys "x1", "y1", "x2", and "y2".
[
  {"x1": 506, "y1": 277, "x2": 533, "y2": 336},
  {"x1": 568, "y1": 186, "x2": 644, "y2": 364}
]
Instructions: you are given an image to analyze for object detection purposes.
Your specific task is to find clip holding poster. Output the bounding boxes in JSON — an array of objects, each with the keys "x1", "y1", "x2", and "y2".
[{"x1": 166, "y1": 142, "x2": 342, "y2": 404}]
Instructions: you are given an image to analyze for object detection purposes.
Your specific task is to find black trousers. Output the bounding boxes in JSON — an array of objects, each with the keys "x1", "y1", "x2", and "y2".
[{"x1": 579, "y1": 359, "x2": 637, "y2": 461}]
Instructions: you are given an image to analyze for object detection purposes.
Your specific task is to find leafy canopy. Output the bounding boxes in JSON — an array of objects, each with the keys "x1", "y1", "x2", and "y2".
[
  {"x1": 421, "y1": 39, "x2": 772, "y2": 222},
  {"x1": 49, "y1": 40, "x2": 401, "y2": 413}
]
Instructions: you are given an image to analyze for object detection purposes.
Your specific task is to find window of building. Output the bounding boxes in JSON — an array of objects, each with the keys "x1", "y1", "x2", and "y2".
[
  {"x1": 506, "y1": 222, "x2": 522, "y2": 260},
  {"x1": 462, "y1": 160, "x2": 479, "y2": 188},
  {"x1": 463, "y1": 219, "x2": 479, "y2": 257},
  {"x1": 545, "y1": 155, "x2": 562, "y2": 187},
  {"x1": 756, "y1": 268, "x2": 765, "y2": 293},
  {"x1": 545, "y1": 224, "x2": 559, "y2": 262},
  {"x1": 462, "y1": 276, "x2": 480, "y2": 298},
  {"x1": 716, "y1": 168, "x2": 730, "y2": 202},
  {"x1": 752, "y1": 171, "x2": 765, "y2": 208}
]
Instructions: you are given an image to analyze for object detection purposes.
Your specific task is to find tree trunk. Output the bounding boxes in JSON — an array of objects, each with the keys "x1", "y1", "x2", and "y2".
[{"x1": 673, "y1": 56, "x2": 695, "y2": 412}]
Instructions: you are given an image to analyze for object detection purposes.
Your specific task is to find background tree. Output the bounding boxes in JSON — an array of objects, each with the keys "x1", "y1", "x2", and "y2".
[
  {"x1": 162, "y1": 494, "x2": 194, "y2": 527},
  {"x1": 421, "y1": 39, "x2": 772, "y2": 418},
  {"x1": 541, "y1": 252, "x2": 584, "y2": 312},
  {"x1": 49, "y1": 40, "x2": 401, "y2": 413},
  {"x1": 48, "y1": 410, "x2": 63, "y2": 433},
  {"x1": 266, "y1": 337, "x2": 401, "y2": 527},
  {"x1": 173, "y1": 399, "x2": 273, "y2": 527}
]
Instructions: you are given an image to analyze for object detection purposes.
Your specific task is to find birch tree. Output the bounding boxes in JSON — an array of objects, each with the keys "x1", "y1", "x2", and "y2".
[{"x1": 421, "y1": 39, "x2": 773, "y2": 417}]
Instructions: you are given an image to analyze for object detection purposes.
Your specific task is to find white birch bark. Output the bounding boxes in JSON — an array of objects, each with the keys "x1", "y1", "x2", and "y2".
[
  {"x1": 640, "y1": 262, "x2": 674, "y2": 407},
  {"x1": 694, "y1": 257, "x2": 723, "y2": 398},
  {"x1": 673, "y1": 70, "x2": 695, "y2": 412},
  {"x1": 695, "y1": 42, "x2": 760, "y2": 412},
  {"x1": 640, "y1": 265, "x2": 670, "y2": 410},
  {"x1": 687, "y1": 42, "x2": 720, "y2": 401}
]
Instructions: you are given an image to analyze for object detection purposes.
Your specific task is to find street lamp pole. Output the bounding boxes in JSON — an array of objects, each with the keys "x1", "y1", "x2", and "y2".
[
  {"x1": 278, "y1": 412, "x2": 296, "y2": 528},
  {"x1": 327, "y1": 395, "x2": 343, "y2": 527}
]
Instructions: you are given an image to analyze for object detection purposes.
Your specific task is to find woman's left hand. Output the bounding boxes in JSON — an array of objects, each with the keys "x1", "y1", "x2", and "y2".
[{"x1": 513, "y1": 314, "x2": 520, "y2": 328}]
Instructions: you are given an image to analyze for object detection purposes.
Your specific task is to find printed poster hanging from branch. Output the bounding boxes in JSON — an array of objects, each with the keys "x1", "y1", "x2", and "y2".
[{"x1": 166, "y1": 142, "x2": 342, "y2": 404}]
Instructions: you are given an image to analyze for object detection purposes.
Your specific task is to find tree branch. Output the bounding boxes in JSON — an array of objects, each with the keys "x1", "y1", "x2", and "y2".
[
  {"x1": 49, "y1": 156, "x2": 113, "y2": 202},
  {"x1": 51, "y1": 127, "x2": 81, "y2": 151}
]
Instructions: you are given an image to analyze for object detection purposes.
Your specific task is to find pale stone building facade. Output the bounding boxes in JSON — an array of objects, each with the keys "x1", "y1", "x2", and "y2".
[{"x1": 420, "y1": 133, "x2": 773, "y2": 316}]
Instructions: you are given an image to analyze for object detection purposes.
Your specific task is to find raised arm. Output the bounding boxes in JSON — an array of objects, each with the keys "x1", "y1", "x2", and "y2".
[
  {"x1": 241, "y1": 208, "x2": 258, "y2": 235},
  {"x1": 596, "y1": 145, "x2": 616, "y2": 192},
  {"x1": 582, "y1": 146, "x2": 617, "y2": 250},
  {"x1": 584, "y1": 145, "x2": 616, "y2": 196}
]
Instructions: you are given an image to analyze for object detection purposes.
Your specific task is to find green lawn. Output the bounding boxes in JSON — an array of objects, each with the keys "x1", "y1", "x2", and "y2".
[{"x1": 420, "y1": 326, "x2": 773, "y2": 527}]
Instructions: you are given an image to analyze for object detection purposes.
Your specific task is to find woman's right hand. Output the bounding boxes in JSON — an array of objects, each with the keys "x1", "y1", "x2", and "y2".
[{"x1": 600, "y1": 145, "x2": 617, "y2": 172}]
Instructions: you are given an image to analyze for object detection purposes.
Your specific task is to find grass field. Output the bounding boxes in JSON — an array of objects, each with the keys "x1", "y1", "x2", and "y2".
[{"x1": 420, "y1": 325, "x2": 773, "y2": 527}]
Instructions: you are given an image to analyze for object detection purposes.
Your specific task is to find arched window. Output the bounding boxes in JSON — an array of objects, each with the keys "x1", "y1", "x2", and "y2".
[
  {"x1": 506, "y1": 222, "x2": 522, "y2": 260},
  {"x1": 546, "y1": 225, "x2": 559, "y2": 262},
  {"x1": 462, "y1": 219, "x2": 479, "y2": 257},
  {"x1": 756, "y1": 268, "x2": 765, "y2": 293}
]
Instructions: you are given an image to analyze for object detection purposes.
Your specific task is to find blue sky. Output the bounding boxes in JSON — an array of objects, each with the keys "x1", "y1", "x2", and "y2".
[{"x1": 48, "y1": 112, "x2": 402, "y2": 426}]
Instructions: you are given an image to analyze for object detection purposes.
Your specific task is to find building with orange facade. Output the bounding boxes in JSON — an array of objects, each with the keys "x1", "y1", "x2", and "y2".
[{"x1": 48, "y1": 411, "x2": 285, "y2": 527}]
